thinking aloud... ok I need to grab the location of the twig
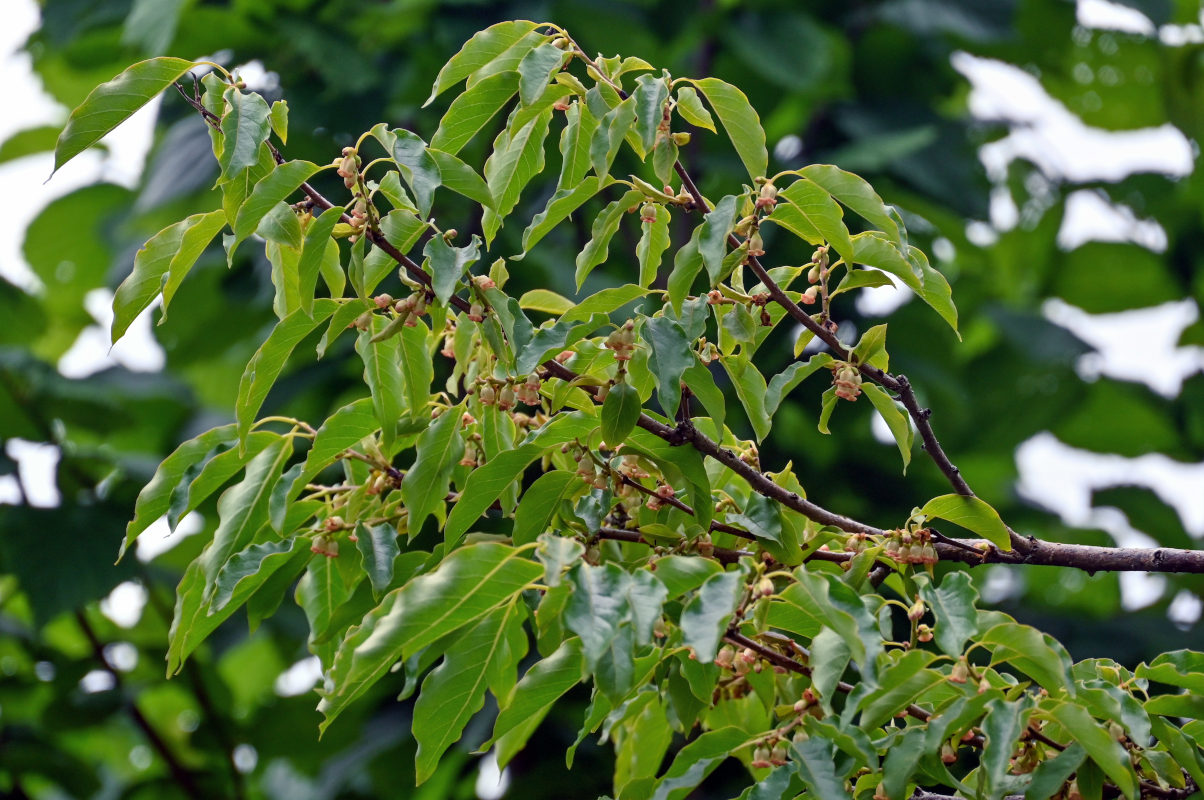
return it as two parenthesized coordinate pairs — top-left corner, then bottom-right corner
(595, 526), (749, 565)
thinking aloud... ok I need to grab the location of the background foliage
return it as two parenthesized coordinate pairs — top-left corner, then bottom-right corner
(2, 1), (1202, 797)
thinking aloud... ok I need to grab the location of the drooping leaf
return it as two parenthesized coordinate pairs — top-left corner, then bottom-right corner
(862, 384), (913, 473)
(356, 315), (406, 449)
(689, 77), (767, 181)
(764, 353), (834, 419)
(519, 175), (607, 257)
(400, 404), (464, 533)
(517, 42), (568, 106)
(424, 233), (481, 305)
(430, 71), (519, 155)
(698, 195), (738, 285)
(354, 523), (400, 599)
(679, 570), (743, 663)
(490, 637), (585, 768)
(426, 149), (494, 209)
(643, 315), (694, 420)
(558, 100), (599, 189)
(601, 381), (642, 449)
(590, 96), (637, 180)
(637, 204), (672, 287)
(228, 160), (322, 261)
(650, 727), (749, 800)
(800, 164), (901, 244)
(632, 74), (670, 153)
(425, 21), (542, 105)
(1044, 702), (1138, 800)
(566, 562), (632, 672)
(574, 189), (643, 289)
(775, 178), (855, 264)
(390, 129), (442, 218)
(482, 109), (554, 243)
(512, 471), (579, 546)
(54, 57), (197, 174)
(218, 87), (272, 180)
(296, 206), (344, 316)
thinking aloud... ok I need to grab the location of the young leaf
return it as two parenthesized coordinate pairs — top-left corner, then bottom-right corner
(689, 77), (768, 181)
(674, 86), (715, 132)
(319, 542), (542, 731)
(637, 204), (671, 287)
(424, 21), (540, 105)
(112, 210), (226, 343)
(561, 284), (649, 324)
(235, 300), (338, 442)
(574, 189), (642, 289)
(517, 43), (568, 106)
(764, 353), (834, 419)
(601, 381), (641, 449)
(519, 289), (574, 315)
(430, 71), (519, 156)
(219, 87), (272, 180)
(54, 57), (197, 174)
(400, 404), (465, 533)
(268, 99), (288, 144)
(862, 384), (913, 472)
(918, 494), (1011, 551)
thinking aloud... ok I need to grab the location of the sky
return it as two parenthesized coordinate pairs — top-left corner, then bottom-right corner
(0, 0), (1202, 624)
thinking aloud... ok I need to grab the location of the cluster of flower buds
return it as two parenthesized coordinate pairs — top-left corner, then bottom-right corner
(573, 450), (609, 490)
(883, 528), (939, 565)
(348, 195), (369, 238)
(336, 147), (359, 190)
(644, 483), (675, 511)
(605, 320), (637, 360)
(515, 373), (542, 405)
(389, 292), (428, 327)
(755, 180), (778, 212)
(715, 645), (761, 677)
(750, 740), (789, 769)
(843, 532), (875, 553)
(832, 362), (863, 401)
(808, 246), (830, 279)
(311, 534), (339, 558)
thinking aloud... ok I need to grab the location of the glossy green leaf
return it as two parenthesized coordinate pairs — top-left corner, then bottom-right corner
(776, 178), (854, 264)
(210, 538), (296, 614)
(561, 284), (649, 324)
(852, 232), (959, 335)
(356, 315), (406, 449)
(624, 427), (712, 531)
(1136, 650), (1204, 694)
(268, 99), (288, 143)
(424, 233), (481, 305)
(689, 77), (767, 180)
(401, 404), (464, 532)
(491, 637), (585, 768)
(426, 148), (494, 209)
(389, 129), (442, 218)
(574, 189), (642, 289)
(482, 110), (553, 243)
(633, 74), (670, 152)
(319, 542), (541, 731)
(667, 225), (704, 312)
(699, 195), (738, 284)
(296, 206), (343, 316)
(800, 164), (901, 244)
(674, 87), (714, 132)
(425, 21), (541, 105)
(858, 651), (942, 729)
(430, 71), (519, 156)
(722, 354), (772, 441)
(764, 353), (833, 419)
(228, 160), (321, 260)
(981, 696), (1034, 799)
(235, 300), (338, 442)
(355, 523), (399, 598)
(558, 100), (598, 189)
(112, 210), (226, 343)
(637, 204), (671, 287)
(785, 570), (881, 682)
(862, 384), (913, 472)
(517, 43), (567, 105)
(590, 97), (636, 179)
(414, 602), (524, 783)
(565, 562), (632, 669)
(444, 412), (599, 541)
(54, 57), (197, 174)
(650, 726), (747, 800)
(791, 737), (848, 800)
(1024, 743), (1086, 800)
(916, 572), (979, 657)
(980, 621), (1073, 694)
(535, 533), (585, 588)
(1045, 701), (1138, 799)
(601, 381), (642, 449)
(880, 726), (927, 800)
(681, 358), (725, 435)
(643, 315), (693, 420)
(519, 289), (574, 315)
(679, 570), (743, 663)
(654, 556), (722, 599)
(919, 494), (1011, 551)
(218, 87), (271, 180)
(519, 175), (607, 256)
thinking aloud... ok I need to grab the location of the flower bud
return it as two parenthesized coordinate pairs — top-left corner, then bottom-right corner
(671, 131), (691, 146)
(468, 302), (485, 322)
(801, 286), (819, 305)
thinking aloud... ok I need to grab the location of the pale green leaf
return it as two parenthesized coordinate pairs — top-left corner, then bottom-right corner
(690, 77), (767, 180)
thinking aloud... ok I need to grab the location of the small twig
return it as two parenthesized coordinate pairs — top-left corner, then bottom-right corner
(596, 526), (749, 565)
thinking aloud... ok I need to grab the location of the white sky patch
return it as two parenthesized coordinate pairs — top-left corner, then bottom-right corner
(101, 581), (149, 629)
(274, 656), (323, 697)
(475, 751), (511, 800)
(58, 288), (166, 379)
(1, 439), (60, 507)
(1043, 297), (1204, 397)
(1058, 189), (1167, 251)
(855, 269), (912, 317)
(1076, 0), (1157, 35)
(79, 669), (116, 693)
(136, 513), (205, 562)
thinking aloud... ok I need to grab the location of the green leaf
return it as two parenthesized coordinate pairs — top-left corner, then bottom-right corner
(519, 289), (573, 315)
(1025, 743), (1086, 800)
(881, 726), (927, 800)
(1137, 650), (1204, 694)
(981, 697), (1035, 799)
(765, 353), (834, 419)
(852, 233), (959, 336)
(850, 323), (888, 370)
(218, 87), (272, 181)
(320, 542), (541, 731)
(426, 149), (494, 209)
(400, 405), (464, 532)
(355, 523), (399, 599)
(561, 284), (650, 324)
(296, 206), (344, 316)
(444, 413), (599, 541)
(643, 315), (693, 420)
(727, 494), (782, 547)
(228, 160), (321, 261)
(356, 316), (406, 449)
(535, 533), (585, 588)
(482, 110), (553, 243)
(390, 129), (442, 218)
(980, 622), (1073, 694)
(916, 572), (979, 657)
(654, 556), (722, 599)
(399, 321), (434, 417)
(519, 175), (607, 257)
(294, 397), (377, 488)
(425, 21), (541, 105)
(799, 164), (901, 244)
(424, 233), (481, 305)
(625, 428), (712, 532)
(590, 97), (637, 180)
(790, 737), (848, 800)
(565, 562), (632, 667)
(1045, 702), (1138, 799)
(414, 602), (525, 783)
(517, 43), (568, 105)
(862, 384), (913, 473)
(122, 424), (238, 557)
(633, 74), (670, 152)
(210, 538), (296, 614)
(699, 195), (738, 284)
(54, 57), (197, 174)
(674, 87), (715, 132)
(268, 99), (288, 144)
(236, 300), (338, 442)
(430, 71), (519, 156)
(112, 210), (226, 343)
(679, 570), (743, 663)
(723, 354), (771, 441)
(857, 650), (942, 729)
(667, 226), (704, 312)
(490, 637), (585, 768)
(689, 77), (768, 181)
(776, 178), (855, 264)
(650, 727), (747, 800)
(601, 381), (642, 449)
(558, 100), (599, 189)
(681, 358), (725, 435)
(166, 432), (279, 531)
(808, 628), (850, 709)
(919, 494), (1011, 551)
(637, 205), (672, 287)
(830, 268), (896, 297)
(785, 570), (881, 682)
(574, 189), (643, 289)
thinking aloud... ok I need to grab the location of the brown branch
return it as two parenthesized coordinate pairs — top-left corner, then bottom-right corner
(596, 526), (749, 565)
(75, 612), (205, 799)
(935, 538), (1204, 574)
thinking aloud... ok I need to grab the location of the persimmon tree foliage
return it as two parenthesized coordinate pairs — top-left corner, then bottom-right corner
(53, 20), (1204, 800)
